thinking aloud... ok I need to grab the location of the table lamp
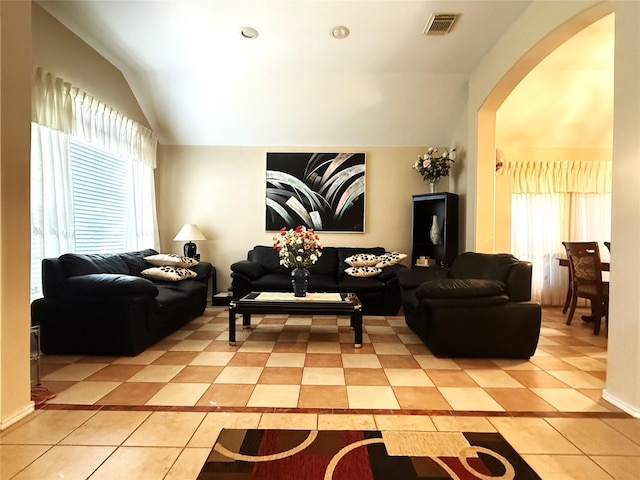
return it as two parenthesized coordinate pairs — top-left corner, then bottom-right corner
(173, 224), (206, 258)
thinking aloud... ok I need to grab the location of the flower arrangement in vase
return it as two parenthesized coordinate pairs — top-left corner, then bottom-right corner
(272, 226), (323, 297)
(413, 147), (456, 192)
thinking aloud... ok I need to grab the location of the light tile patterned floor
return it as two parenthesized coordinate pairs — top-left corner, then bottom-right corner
(37, 306), (617, 414)
(2, 409), (639, 479)
(2, 306), (639, 479)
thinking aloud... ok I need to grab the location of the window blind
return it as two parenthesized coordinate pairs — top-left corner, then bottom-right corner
(69, 139), (130, 253)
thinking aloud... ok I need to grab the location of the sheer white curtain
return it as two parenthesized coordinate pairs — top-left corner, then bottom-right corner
(127, 159), (160, 250)
(70, 89), (157, 167)
(31, 67), (160, 299)
(30, 124), (75, 299)
(511, 193), (568, 306)
(501, 160), (611, 306)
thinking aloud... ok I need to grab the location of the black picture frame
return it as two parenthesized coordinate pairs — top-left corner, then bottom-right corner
(266, 152), (366, 232)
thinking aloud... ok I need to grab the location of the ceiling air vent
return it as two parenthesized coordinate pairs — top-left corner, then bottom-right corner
(423, 13), (459, 36)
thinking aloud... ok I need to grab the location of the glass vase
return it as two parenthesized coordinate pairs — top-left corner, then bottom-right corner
(429, 179), (439, 193)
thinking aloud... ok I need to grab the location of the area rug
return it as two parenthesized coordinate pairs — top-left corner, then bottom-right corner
(196, 429), (541, 479)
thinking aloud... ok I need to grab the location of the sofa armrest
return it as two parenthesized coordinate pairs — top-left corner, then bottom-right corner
(64, 274), (159, 297)
(190, 261), (213, 282)
(230, 260), (266, 280)
(506, 261), (533, 302)
(41, 257), (66, 299)
(377, 263), (406, 281)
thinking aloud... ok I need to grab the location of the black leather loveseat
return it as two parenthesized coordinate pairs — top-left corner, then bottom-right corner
(230, 246), (406, 315)
(31, 249), (213, 356)
(397, 252), (541, 358)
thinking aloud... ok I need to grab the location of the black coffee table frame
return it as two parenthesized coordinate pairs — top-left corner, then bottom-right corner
(228, 292), (363, 348)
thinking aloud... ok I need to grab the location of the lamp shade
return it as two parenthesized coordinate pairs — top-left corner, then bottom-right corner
(173, 224), (206, 241)
(174, 224), (206, 258)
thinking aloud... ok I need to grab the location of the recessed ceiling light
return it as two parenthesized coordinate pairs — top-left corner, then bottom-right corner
(240, 27), (259, 39)
(331, 25), (350, 39)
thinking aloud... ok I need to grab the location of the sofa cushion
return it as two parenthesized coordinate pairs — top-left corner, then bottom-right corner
(119, 249), (158, 277)
(345, 253), (379, 267)
(308, 247), (337, 276)
(251, 273), (294, 292)
(345, 266), (381, 277)
(249, 246), (289, 274)
(423, 294), (510, 307)
(308, 273), (339, 291)
(145, 253), (199, 268)
(64, 274), (159, 297)
(59, 253), (129, 277)
(376, 252), (407, 268)
(450, 252), (518, 282)
(166, 278), (208, 298)
(338, 247), (386, 278)
(142, 266), (198, 282)
(230, 260), (266, 280)
(416, 278), (506, 299)
(154, 285), (190, 311)
(337, 276), (385, 293)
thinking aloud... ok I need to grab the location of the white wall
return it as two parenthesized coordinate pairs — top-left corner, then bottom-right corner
(466, 0), (640, 417)
(603, 0), (640, 418)
(156, 145), (450, 293)
(466, 0), (608, 252)
(32, 4), (150, 129)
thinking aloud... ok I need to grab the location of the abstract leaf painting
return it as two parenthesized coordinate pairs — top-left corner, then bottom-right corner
(266, 152), (365, 232)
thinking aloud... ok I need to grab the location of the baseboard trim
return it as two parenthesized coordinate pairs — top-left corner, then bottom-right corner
(1, 401), (35, 431)
(602, 388), (640, 418)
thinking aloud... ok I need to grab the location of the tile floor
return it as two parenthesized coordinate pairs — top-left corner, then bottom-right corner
(1, 306), (639, 479)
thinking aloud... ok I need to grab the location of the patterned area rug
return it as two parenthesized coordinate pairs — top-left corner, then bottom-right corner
(197, 429), (541, 479)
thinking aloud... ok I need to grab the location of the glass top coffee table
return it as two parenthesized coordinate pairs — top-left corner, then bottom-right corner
(228, 292), (363, 348)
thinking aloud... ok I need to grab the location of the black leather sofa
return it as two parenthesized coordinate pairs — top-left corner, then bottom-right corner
(397, 252), (541, 358)
(230, 246), (406, 315)
(31, 249), (213, 356)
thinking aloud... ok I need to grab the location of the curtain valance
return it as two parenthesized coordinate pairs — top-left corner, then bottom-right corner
(32, 67), (157, 168)
(498, 160), (612, 194)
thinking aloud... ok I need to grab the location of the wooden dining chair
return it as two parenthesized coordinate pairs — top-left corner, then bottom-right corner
(562, 241), (609, 335)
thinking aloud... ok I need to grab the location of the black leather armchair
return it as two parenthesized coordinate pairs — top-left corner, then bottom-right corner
(397, 252), (541, 358)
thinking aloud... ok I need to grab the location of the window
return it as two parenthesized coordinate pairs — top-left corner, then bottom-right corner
(69, 139), (130, 253)
(30, 69), (159, 301)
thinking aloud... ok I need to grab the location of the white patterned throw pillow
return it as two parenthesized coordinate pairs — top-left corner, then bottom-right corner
(345, 266), (382, 277)
(376, 252), (407, 268)
(142, 266), (197, 282)
(344, 253), (379, 267)
(145, 253), (199, 268)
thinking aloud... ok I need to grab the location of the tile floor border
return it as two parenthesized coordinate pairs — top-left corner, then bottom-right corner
(38, 403), (633, 419)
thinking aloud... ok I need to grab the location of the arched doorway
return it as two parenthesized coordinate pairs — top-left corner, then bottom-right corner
(474, 4), (614, 255)
(472, 2), (640, 418)
(495, 14), (614, 306)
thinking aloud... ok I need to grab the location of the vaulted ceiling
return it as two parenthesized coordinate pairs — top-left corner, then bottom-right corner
(38, 1), (612, 148)
(498, 13), (614, 150)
